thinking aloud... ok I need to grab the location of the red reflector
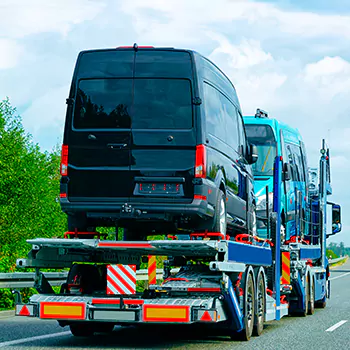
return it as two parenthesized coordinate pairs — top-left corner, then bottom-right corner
(194, 195), (207, 200)
(200, 311), (212, 322)
(280, 156), (283, 161)
(19, 305), (31, 316)
(60, 193), (67, 198)
(60, 145), (68, 176)
(195, 144), (206, 178)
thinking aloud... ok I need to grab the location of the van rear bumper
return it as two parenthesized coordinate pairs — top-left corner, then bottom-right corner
(60, 198), (215, 221)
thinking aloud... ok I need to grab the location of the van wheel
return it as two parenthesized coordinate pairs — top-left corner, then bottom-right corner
(211, 190), (227, 236)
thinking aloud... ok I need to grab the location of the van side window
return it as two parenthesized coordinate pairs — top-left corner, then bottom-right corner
(203, 82), (239, 152)
(285, 144), (298, 181)
(286, 143), (305, 182)
(203, 82), (226, 142)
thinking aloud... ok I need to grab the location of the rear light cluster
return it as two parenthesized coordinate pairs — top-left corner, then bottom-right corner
(195, 144), (206, 178)
(60, 145), (68, 176)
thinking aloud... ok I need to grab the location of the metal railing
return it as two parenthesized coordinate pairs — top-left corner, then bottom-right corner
(0, 268), (170, 289)
(328, 256), (348, 265)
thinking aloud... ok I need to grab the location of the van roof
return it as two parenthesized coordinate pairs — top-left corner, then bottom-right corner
(243, 116), (303, 143)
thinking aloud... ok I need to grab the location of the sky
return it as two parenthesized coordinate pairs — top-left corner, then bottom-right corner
(1, 0), (349, 245)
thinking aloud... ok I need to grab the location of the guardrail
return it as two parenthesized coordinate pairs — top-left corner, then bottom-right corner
(328, 256), (348, 265)
(0, 268), (170, 289)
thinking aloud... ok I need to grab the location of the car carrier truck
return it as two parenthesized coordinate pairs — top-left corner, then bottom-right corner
(14, 139), (341, 341)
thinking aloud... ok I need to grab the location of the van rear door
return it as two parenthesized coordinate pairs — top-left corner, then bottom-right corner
(66, 49), (197, 203)
(129, 50), (197, 203)
(67, 50), (134, 201)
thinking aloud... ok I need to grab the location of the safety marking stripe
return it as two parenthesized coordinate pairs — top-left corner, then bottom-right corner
(148, 256), (157, 285)
(108, 270), (131, 294)
(118, 264), (136, 284)
(107, 265), (136, 295)
(98, 242), (154, 248)
(109, 266), (135, 294)
(107, 278), (125, 295)
(281, 252), (291, 284)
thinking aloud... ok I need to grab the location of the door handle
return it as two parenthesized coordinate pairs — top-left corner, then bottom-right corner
(107, 143), (128, 149)
(88, 134), (97, 140)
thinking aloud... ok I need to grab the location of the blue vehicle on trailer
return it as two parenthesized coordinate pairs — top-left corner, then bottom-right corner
(243, 109), (310, 241)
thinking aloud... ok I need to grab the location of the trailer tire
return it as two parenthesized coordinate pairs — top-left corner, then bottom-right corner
(70, 323), (94, 337)
(302, 274), (310, 317)
(233, 269), (255, 341)
(308, 277), (315, 315)
(253, 269), (266, 336)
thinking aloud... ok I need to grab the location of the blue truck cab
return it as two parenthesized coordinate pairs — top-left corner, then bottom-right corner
(243, 109), (309, 240)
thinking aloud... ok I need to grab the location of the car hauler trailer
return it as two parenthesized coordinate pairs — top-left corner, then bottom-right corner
(14, 140), (341, 341)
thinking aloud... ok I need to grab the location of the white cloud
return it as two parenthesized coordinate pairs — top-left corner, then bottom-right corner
(304, 56), (350, 101)
(121, 0), (350, 42)
(0, 39), (23, 69)
(208, 34), (273, 69)
(0, 0), (106, 38)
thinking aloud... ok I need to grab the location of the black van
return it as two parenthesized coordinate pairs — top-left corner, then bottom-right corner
(60, 45), (257, 238)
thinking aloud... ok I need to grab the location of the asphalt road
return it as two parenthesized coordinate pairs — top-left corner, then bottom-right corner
(1, 261), (350, 350)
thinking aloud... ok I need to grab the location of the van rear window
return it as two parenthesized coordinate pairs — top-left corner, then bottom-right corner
(73, 78), (193, 129)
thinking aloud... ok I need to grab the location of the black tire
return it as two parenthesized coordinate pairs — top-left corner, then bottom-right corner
(302, 274), (309, 317)
(233, 270), (255, 341)
(67, 264), (104, 294)
(253, 271), (265, 336)
(70, 323), (94, 337)
(308, 277), (315, 315)
(211, 190), (227, 236)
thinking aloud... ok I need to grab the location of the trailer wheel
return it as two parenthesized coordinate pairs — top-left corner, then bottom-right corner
(302, 274), (310, 317)
(308, 277), (315, 315)
(253, 271), (265, 336)
(234, 270), (255, 341)
(70, 323), (94, 337)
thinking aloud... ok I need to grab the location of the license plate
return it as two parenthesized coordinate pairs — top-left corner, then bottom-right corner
(136, 183), (183, 196)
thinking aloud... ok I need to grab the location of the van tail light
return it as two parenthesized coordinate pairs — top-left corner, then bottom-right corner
(60, 145), (69, 176)
(195, 145), (206, 178)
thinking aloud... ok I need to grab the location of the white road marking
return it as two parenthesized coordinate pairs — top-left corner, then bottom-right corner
(325, 320), (348, 332)
(330, 272), (350, 281)
(0, 331), (71, 348)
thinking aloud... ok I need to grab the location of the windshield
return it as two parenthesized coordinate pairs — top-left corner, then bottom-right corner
(245, 124), (277, 176)
(73, 78), (193, 129)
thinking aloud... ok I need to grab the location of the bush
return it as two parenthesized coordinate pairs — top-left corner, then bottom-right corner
(0, 98), (67, 308)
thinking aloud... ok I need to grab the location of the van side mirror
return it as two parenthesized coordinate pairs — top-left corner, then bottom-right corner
(332, 203), (342, 234)
(282, 163), (292, 181)
(247, 144), (258, 164)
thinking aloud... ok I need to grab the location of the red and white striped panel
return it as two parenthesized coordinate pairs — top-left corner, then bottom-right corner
(107, 264), (136, 295)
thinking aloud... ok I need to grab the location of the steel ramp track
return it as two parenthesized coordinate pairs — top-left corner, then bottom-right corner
(26, 238), (220, 257)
